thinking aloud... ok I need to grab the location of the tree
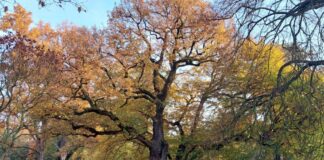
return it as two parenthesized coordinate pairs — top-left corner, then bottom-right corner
(43, 0), (232, 159)
(215, 0), (324, 81)
(0, 5), (65, 159)
(213, 0), (324, 159)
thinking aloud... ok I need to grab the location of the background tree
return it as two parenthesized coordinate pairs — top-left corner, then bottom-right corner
(213, 0), (324, 159)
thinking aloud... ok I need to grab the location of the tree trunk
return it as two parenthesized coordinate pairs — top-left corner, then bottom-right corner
(57, 136), (68, 160)
(150, 104), (169, 160)
(190, 95), (207, 135)
(175, 95), (207, 160)
(274, 154), (281, 160)
(36, 120), (47, 160)
(36, 137), (45, 160)
(175, 143), (186, 160)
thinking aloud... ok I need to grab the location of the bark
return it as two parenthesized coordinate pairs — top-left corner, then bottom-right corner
(150, 103), (169, 160)
(35, 120), (47, 160)
(175, 144), (186, 160)
(35, 137), (45, 160)
(274, 154), (281, 160)
(57, 136), (68, 160)
(190, 95), (208, 135)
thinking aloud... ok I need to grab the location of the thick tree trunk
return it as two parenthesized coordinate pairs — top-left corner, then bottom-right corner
(150, 104), (169, 160)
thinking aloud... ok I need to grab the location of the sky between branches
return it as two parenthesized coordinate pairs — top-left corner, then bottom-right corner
(15, 0), (120, 28)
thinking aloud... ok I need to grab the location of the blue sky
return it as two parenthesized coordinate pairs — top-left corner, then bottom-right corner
(15, 0), (120, 28)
